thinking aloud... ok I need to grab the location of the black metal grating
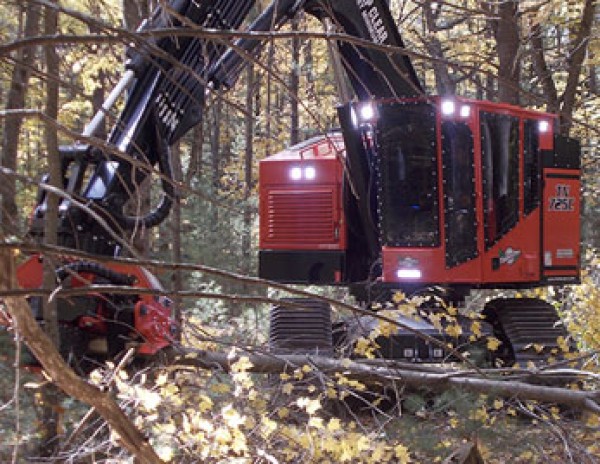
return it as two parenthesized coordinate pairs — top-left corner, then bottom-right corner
(269, 298), (333, 356)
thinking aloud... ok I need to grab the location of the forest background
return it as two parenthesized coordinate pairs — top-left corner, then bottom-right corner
(0, 0), (599, 462)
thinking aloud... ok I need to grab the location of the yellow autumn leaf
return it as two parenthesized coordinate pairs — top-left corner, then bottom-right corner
(231, 356), (253, 373)
(519, 450), (534, 460)
(215, 426), (232, 444)
(261, 416), (277, 437)
(392, 291), (406, 304)
(301, 364), (312, 373)
(297, 397), (322, 414)
(306, 399), (322, 415)
(282, 383), (294, 395)
(487, 337), (502, 351)
(253, 398), (267, 411)
(156, 445), (173, 462)
(533, 343), (545, 353)
(162, 421), (177, 435)
(356, 435), (370, 452)
(470, 407), (488, 422)
(445, 323), (462, 338)
(196, 418), (214, 433)
(326, 387), (338, 399)
(372, 443), (387, 461)
(231, 430), (247, 454)
(394, 444), (412, 463)
(137, 388), (161, 411)
(155, 372), (168, 386)
(378, 319), (397, 338)
(557, 336), (570, 353)
(308, 416), (324, 429)
(354, 336), (379, 358)
(211, 382), (231, 394)
(429, 313), (443, 331)
(198, 394), (213, 413)
(222, 404), (245, 428)
(470, 320), (482, 338)
(327, 417), (341, 432)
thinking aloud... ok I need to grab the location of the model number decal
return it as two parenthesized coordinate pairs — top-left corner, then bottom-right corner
(357, 0), (389, 44)
(549, 184), (575, 212)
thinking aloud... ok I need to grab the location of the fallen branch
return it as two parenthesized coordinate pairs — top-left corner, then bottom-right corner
(171, 348), (600, 414)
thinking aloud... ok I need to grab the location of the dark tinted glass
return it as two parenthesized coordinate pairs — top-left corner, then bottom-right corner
(480, 112), (520, 248)
(377, 103), (439, 247)
(442, 122), (478, 267)
(523, 119), (540, 215)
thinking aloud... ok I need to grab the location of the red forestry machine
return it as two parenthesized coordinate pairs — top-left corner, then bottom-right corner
(13, 0), (580, 370)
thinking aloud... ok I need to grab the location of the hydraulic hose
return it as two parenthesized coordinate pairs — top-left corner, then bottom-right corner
(56, 261), (137, 286)
(113, 123), (176, 230)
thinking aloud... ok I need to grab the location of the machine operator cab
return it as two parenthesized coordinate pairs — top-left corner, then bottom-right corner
(258, 97), (581, 296)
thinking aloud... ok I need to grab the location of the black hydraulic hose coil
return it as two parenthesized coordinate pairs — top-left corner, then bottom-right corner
(113, 123), (176, 230)
(56, 261), (136, 286)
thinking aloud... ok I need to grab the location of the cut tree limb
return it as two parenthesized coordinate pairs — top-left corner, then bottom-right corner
(172, 348), (600, 414)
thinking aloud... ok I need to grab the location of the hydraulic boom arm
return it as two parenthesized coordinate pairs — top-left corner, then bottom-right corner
(30, 0), (422, 256)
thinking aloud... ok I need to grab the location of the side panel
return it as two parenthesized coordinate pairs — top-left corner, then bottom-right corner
(481, 211), (541, 283)
(542, 169), (581, 283)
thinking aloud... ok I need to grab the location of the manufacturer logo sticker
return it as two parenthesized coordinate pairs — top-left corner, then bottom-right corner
(499, 247), (521, 266)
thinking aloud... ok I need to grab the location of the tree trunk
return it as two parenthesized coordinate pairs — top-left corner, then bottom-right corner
(290, 16), (300, 145)
(42, 0), (60, 352)
(424, 1), (456, 95)
(170, 143), (183, 326)
(122, 0), (154, 257)
(242, 64), (255, 277)
(39, 1), (62, 456)
(590, 65), (598, 96)
(0, 3), (40, 232)
(491, 0), (521, 104)
(265, 39), (275, 157)
(210, 92), (223, 226)
(558, 0), (595, 135)
(122, 0), (152, 30)
(185, 124), (203, 184)
(530, 23), (559, 114)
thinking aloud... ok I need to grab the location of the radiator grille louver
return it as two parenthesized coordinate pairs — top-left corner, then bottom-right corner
(266, 189), (336, 244)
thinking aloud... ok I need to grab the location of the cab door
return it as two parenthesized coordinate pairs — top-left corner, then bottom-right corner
(440, 120), (480, 281)
(479, 112), (541, 283)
